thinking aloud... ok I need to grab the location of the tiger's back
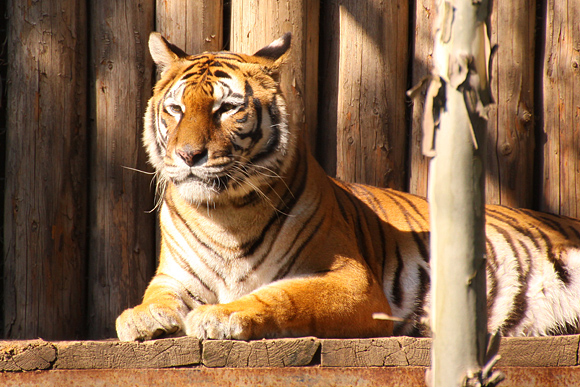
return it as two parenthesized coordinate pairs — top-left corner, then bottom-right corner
(115, 32), (580, 341)
(337, 181), (580, 336)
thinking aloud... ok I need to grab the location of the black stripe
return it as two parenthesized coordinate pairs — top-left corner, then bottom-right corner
(501, 239), (531, 334)
(535, 227), (570, 284)
(273, 215), (325, 281)
(570, 225), (580, 240)
(396, 265), (431, 337)
(355, 185), (429, 263)
(165, 196), (230, 279)
(485, 238), (499, 313)
(237, 99), (263, 147)
(215, 53), (245, 61)
(180, 70), (203, 81)
(391, 244), (404, 308)
(162, 234), (216, 296)
(485, 208), (542, 252)
(212, 69), (231, 79)
(235, 177), (309, 282)
(191, 54), (211, 62)
(222, 61), (241, 70)
(156, 273), (208, 307)
(232, 149), (309, 283)
(182, 63), (199, 73)
(488, 223), (530, 335)
(241, 152), (309, 256)
(249, 98), (284, 163)
(489, 205), (570, 285)
(380, 187), (428, 232)
(332, 185), (374, 271)
(331, 185), (350, 220)
(515, 208), (570, 238)
(488, 223), (520, 259)
(244, 80), (253, 96)
(155, 101), (167, 154)
(386, 189), (428, 223)
(236, 113), (249, 123)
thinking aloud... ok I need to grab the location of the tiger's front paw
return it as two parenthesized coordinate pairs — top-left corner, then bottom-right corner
(184, 304), (263, 340)
(116, 304), (185, 342)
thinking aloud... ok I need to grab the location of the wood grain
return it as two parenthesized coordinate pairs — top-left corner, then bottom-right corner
(409, 0), (436, 198)
(202, 337), (319, 368)
(486, 0), (536, 207)
(156, 0), (223, 54)
(2, 336), (578, 370)
(319, 0), (409, 189)
(230, 0), (320, 153)
(540, 0), (580, 217)
(54, 336), (201, 369)
(3, 0), (88, 339)
(88, 0), (156, 339)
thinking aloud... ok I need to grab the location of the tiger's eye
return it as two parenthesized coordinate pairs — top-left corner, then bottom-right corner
(219, 103), (236, 114)
(166, 104), (182, 115)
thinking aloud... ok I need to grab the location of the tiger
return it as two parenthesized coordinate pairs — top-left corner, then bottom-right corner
(115, 32), (580, 341)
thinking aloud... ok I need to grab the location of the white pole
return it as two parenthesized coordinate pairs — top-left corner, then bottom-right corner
(423, 0), (502, 386)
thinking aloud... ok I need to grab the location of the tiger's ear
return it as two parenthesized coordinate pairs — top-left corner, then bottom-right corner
(252, 32), (291, 70)
(149, 32), (188, 73)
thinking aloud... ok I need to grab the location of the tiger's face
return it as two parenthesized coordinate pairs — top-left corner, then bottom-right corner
(144, 33), (293, 204)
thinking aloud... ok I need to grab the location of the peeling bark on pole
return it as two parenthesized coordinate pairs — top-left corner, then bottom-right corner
(424, 0), (500, 386)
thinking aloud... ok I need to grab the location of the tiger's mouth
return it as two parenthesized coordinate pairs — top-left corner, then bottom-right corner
(164, 154), (284, 203)
(172, 172), (231, 193)
(166, 162), (233, 193)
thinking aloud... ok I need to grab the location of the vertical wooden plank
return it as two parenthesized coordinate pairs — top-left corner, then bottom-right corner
(156, 0), (223, 54)
(230, 0), (320, 153)
(0, 0), (8, 336)
(319, 0), (409, 189)
(318, 1), (340, 176)
(541, 0), (580, 217)
(486, 0), (536, 207)
(89, 0), (156, 339)
(411, 0), (536, 206)
(4, 0), (88, 339)
(409, 0), (435, 197)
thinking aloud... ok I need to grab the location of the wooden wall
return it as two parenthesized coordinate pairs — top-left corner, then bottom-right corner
(1, 0), (578, 340)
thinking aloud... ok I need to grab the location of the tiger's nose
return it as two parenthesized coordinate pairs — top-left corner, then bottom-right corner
(176, 148), (208, 167)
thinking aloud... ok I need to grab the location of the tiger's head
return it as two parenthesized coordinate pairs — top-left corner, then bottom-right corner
(144, 32), (293, 205)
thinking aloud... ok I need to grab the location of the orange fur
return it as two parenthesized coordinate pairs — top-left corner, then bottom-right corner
(116, 33), (580, 341)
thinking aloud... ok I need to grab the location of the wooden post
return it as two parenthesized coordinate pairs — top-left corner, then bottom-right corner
(4, 0), (88, 339)
(318, 0), (409, 189)
(410, 0), (536, 207)
(155, 0), (223, 54)
(230, 0), (319, 154)
(88, 0), (156, 339)
(409, 0), (436, 198)
(540, 0), (580, 217)
(426, 0), (497, 385)
(486, 0), (536, 208)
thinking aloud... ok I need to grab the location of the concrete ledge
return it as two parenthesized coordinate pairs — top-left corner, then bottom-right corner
(0, 335), (578, 371)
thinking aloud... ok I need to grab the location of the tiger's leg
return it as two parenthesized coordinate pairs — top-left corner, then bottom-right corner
(116, 274), (193, 341)
(184, 260), (393, 340)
